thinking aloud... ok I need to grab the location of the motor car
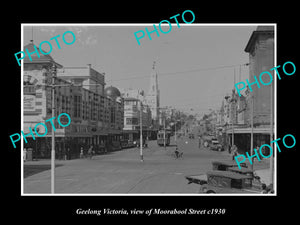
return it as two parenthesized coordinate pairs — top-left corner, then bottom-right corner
(185, 170), (266, 194)
(120, 140), (136, 149)
(211, 160), (247, 171)
(210, 138), (223, 151)
(189, 133), (195, 139)
(133, 139), (148, 148)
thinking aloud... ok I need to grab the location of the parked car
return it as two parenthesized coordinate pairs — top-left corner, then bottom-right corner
(120, 140), (136, 149)
(133, 139), (148, 148)
(189, 133), (195, 139)
(186, 170), (266, 194)
(210, 138), (223, 151)
(185, 160), (269, 194)
(211, 160), (247, 171)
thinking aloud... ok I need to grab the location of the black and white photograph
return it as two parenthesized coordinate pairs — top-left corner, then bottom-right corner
(4, 4), (299, 220)
(20, 24), (277, 195)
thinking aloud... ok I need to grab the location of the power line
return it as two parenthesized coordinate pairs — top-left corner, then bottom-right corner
(106, 63), (247, 82)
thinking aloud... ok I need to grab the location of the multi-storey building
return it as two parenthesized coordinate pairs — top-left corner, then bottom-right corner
(22, 42), (124, 158)
(123, 96), (152, 140)
(222, 26), (274, 154)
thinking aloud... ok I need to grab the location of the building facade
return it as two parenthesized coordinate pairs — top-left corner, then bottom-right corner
(227, 26), (274, 154)
(244, 26), (274, 127)
(123, 98), (151, 131)
(218, 26), (274, 154)
(23, 42), (124, 158)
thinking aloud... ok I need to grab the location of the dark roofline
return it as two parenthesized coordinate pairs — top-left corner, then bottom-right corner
(244, 30), (274, 53)
(24, 59), (63, 68)
(23, 43), (63, 68)
(123, 97), (139, 101)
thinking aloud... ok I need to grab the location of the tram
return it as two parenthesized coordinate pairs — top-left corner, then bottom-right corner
(157, 130), (171, 146)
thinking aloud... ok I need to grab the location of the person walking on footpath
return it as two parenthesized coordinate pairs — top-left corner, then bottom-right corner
(231, 145), (238, 160)
(67, 147), (71, 160)
(62, 147), (67, 160)
(23, 148), (27, 162)
(80, 147), (84, 159)
(174, 146), (179, 159)
(88, 145), (93, 159)
(255, 144), (263, 163)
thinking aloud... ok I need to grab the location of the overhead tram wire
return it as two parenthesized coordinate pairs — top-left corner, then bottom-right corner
(106, 63), (247, 83)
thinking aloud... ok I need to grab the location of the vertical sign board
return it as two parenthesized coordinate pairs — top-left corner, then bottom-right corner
(24, 95), (36, 112)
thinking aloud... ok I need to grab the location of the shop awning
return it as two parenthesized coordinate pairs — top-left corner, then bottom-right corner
(226, 126), (274, 134)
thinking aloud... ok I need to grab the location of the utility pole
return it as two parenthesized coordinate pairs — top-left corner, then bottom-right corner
(232, 68), (236, 147)
(51, 64), (56, 194)
(139, 101), (143, 162)
(174, 120), (177, 146)
(250, 92), (254, 171)
(270, 73), (274, 186)
(232, 103), (234, 147)
(163, 111), (166, 150)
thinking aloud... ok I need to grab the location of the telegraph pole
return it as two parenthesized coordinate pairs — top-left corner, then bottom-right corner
(174, 120), (177, 146)
(270, 73), (274, 186)
(51, 64), (56, 194)
(164, 114), (166, 150)
(250, 92), (254, 171)
(139, 101), (143, 162)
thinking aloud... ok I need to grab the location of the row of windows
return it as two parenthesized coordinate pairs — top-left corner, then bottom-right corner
(126, 118), (138, 125)
(24, 79), (123, 126)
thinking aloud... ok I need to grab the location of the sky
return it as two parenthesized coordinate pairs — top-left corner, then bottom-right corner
(23, 24), (256, 117)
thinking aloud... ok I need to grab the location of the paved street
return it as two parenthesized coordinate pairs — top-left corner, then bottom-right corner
(23, 136), (269, 194)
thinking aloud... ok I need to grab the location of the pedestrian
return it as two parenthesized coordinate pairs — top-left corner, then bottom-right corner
(88, 145), (93, 159)
(228, 142), (232, 154)
(145, 136), (149, 148)
(80, 147), (84, 159)
(62, 148), (67, 160)
(23, 148), (27, 162)
(67, 148), (71, 160)
(203, 140), (208, 148)
(198, 136), (201, 149)
(174, 146), (179, 159)
(59, 148), (62, 160)
(104, 141), (108, 154)
(231, 145), (238, 160)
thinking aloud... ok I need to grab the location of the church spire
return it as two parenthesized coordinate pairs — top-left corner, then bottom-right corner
(146, 61), (160, 126)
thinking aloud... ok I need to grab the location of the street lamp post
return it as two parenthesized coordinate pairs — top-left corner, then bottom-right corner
(139, 101), (143, 162)
(250, 92), (254, 171)
(163, 114), (166, 150)
(270, 74), (274, 186)
(174, 120), (177, 146)
(232, 103), (234, 147)
(51, 64), (56, 194)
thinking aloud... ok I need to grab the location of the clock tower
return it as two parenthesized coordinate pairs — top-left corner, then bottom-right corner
(146, 61), (160, 128)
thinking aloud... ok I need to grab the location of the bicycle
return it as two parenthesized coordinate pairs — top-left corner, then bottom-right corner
(172, 150), (183, 159)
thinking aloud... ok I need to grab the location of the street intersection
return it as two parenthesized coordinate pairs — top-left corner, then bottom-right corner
(23, 136), (269, 194)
